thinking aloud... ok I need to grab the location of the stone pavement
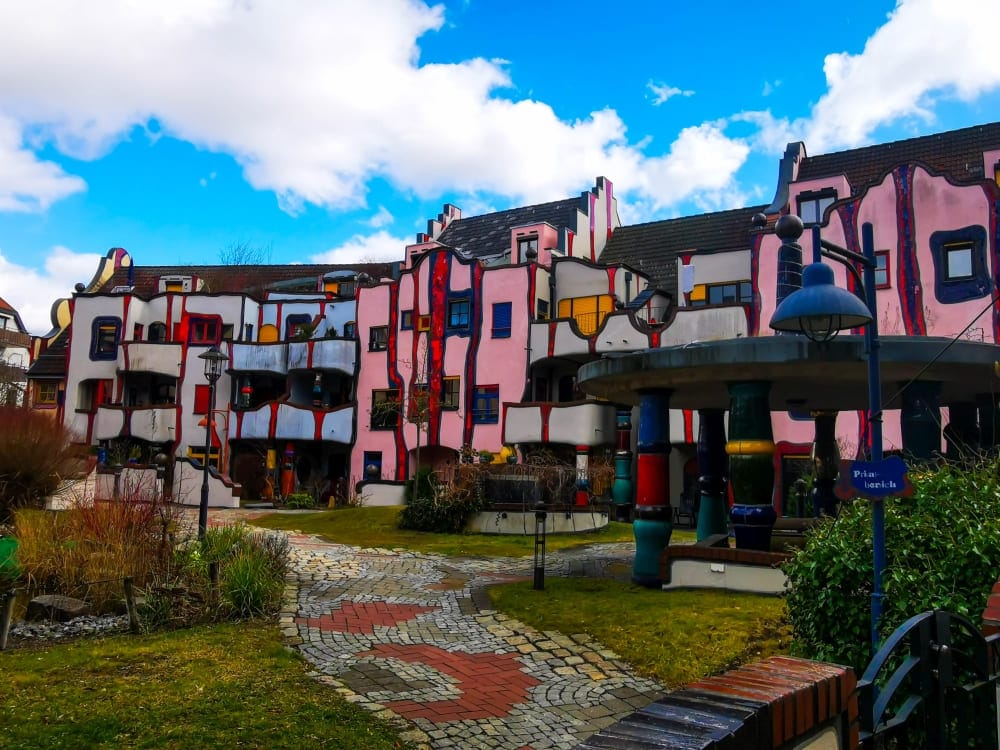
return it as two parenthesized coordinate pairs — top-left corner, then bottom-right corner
(250, 519), (666, 750)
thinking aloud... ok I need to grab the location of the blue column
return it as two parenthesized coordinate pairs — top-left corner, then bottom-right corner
(632, 390), (672, 587)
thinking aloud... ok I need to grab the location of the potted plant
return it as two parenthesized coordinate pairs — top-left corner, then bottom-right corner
(478, 449), (494, 464)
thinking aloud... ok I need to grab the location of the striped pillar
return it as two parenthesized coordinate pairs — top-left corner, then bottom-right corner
(696, 408), (728, 541)
(900, 381), (941, 462)
(574, 445), (590, 506)
(611, 408), (633, 522)
(727, 381), (776, 551)
(811, 411), (840, 517)
(632, 390), (672, 587)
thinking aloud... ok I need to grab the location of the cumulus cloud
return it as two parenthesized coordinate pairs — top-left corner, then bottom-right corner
(311, 230), (409, 265)
(0, 116), (86, 211)
(367, 205), (394, 229)
(0, 246), (102, 334)
(646, 82), (694, 106)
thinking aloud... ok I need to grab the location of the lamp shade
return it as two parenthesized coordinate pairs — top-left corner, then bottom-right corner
(198, 345), (227, 382)
(769, 262), (873, 342)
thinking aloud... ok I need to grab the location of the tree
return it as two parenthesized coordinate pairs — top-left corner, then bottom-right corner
(218, 240), (273, 265)
(0, 406), (84, 523)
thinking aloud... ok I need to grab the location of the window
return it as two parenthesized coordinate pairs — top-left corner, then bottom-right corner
(337, 281), (356, 298)
(797, 190), (837, 226)
(148, 322), (167, 342)
(492, 302), (512, 338)
(690, 281), (753, 307)
(285, 314), (312, 340)
(532, 377), (549, 402)
(222, 324), (235, 341)
(193, 384), (210, 415)
(441, 376), (460, 410)
(90, 317), (121, 360)
(874, 251), (890, 289)
(517, 236), (538, 257)
(944, 244), (974, 280)
(36, 381), (58, 406)
(472, 385), (499, 424)
(556, 295), (613, 335)
(369, 326), (389, 351)
(417, 315), (431, 332)
(447, 298), (471, 330)
(78, 379), (113, 412)
(371, 388), (400, 429)
(400, 310), (414, 330)
(362, 451), (383, 478)
(188, 316), (221, 345)
(132, 323), (144, 341)
(186, 445), (219, 469)
(344, 321), (356, 339)
(536, 299), (550, 321)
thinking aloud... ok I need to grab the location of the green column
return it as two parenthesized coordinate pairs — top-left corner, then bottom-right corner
(696, 408), (728, 540)
(727, 381), (776, 551)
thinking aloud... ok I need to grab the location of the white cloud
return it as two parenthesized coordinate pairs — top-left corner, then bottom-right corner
(761, 80), (780, 97)
(0, 116), (86, 211)
(367, 205), (394, 229)
(646, 81), (695, 106)
(311, 230), (408, 265)
(0, 246), (102, 334)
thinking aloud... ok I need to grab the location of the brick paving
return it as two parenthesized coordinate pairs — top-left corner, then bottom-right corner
(207, 510), (665, 749)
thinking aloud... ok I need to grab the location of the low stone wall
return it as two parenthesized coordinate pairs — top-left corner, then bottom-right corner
(661, 544), (791, 595)
(465, 505), (609, 535)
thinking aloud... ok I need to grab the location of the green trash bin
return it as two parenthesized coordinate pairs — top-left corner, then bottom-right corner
(0, 537), (18, 579)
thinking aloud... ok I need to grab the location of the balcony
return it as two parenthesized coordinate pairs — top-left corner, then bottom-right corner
(118, 343), (183, 377)
(129, 406), (177, 443)
(287, 338), (355, 375)
(231, 402), (354, 444)
(229, 342), (287, 375)
(503, 400), (617, 447)
(92, 406), (127, 441)
(0, 328), (30, 348)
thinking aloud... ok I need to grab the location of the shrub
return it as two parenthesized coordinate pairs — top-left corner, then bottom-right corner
(783, 456), (1000, 672)
(283, 492), (315, 510)
(221, 548), (285, 617)
(0, 407), (84, 523)
(399, 470), (485, 533)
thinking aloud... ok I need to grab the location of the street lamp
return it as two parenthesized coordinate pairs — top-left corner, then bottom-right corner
(533, 499), (548, 591)
(770, 222), (886, 651)
(197, 345), (227, 540)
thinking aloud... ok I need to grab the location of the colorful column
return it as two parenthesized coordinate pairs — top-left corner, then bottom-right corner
(726, 381), (776, 551)
(775, 214), (804, 310)
(574, 445), (590, 506)
(944, 402), (978, 460)
(695, 408), (728, 540)
(811, 411), (840, 517)
(632, 390), (672, 587)
(900, 381), (942, 462)
(611, 407), (633, 522)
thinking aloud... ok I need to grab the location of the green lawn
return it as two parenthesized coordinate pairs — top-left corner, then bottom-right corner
(0, 621), (412, 750)
(489, 578), (790, 688)
(251, 505), (696, 556)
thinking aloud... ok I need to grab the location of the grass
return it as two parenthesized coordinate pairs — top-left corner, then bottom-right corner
(0, 621), (412, 750)
(488, 577), (790, 688)
(252, 505), (696, 557)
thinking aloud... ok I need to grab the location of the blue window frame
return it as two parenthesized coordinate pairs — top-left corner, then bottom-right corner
(400, 310), (413, 330)
(285, 314), (312, 340)
(491, 302), (512, 338)
(90, 317), (121, 360)
(472, 385), (499, 424)
(447, 298), (471, 331)
(929, 225), (989, 304)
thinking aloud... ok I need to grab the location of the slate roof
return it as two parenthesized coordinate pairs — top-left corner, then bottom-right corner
(797, 121), (1000, 191)
(94, 262), (400, 298)
(436, 198), (581, 258)
(600, 205), (765, 293)
(27, 329), (68, 379)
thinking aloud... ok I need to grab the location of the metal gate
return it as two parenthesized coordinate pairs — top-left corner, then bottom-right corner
(858, 610), (1000, 749)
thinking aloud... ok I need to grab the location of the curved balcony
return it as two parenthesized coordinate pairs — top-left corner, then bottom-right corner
(117, 343), (183, 377)
(231, 402), (354, 444)
(229, 343), (288, 375)
(287, 338), (355, 375)
(92, 406), (126, 441)
(503, 400), (617, 447)
(129, 406), (177, 443)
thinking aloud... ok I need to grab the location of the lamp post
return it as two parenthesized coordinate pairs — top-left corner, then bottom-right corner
(197, 345), (227, 541)
(533, 499), (548, 590)
(154, 452), (169, 500)
(770, 222), (885, 651)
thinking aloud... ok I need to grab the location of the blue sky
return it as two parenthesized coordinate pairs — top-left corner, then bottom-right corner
(1, 0), (998, 333)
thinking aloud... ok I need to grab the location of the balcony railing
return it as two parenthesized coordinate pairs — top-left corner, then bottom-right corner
(118, 343), (183, 376)
(230, 343), (288, 374)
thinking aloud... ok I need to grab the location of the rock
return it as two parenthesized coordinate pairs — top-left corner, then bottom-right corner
(26, 594), (92, 622)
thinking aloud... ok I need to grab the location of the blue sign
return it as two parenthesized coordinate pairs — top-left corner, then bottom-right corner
(835, 456), (912, 500)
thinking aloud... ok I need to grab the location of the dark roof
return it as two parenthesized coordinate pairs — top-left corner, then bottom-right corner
(797, 121), (1000, 191)
(437, 198), (581, 258)
(94, 262), (400, 298)
(600, 205), (764, 292)
(27, 329), (68, 379)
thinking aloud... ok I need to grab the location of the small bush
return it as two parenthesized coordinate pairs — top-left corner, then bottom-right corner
(399, 471), (485, 533)
(221, 548), (285, 617)
(784, 455), (1000, 672)
(284, 492), (315, 510)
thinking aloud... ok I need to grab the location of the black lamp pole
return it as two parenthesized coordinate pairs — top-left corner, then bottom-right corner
(533, 500), (548, 590)
(198, 345), (227, 540)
